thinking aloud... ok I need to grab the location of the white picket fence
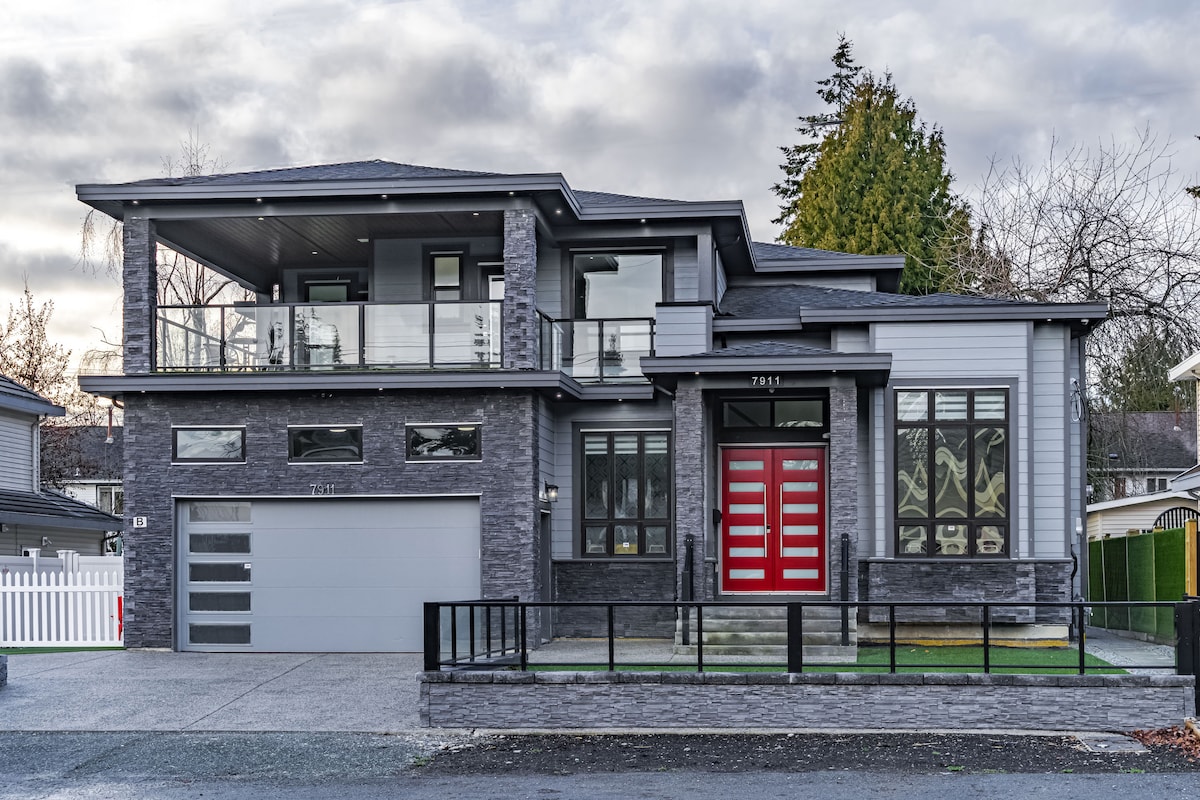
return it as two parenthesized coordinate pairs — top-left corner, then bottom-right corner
(0, 557), (124, 647)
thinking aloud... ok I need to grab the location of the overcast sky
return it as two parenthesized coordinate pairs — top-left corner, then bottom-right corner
(2, 0), (1198, 368)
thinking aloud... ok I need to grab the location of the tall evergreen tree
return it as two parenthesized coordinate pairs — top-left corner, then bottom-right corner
(773, 40), (964, 294)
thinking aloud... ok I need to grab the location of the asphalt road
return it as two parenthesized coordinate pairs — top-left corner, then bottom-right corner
(3, 731), (1200, 800)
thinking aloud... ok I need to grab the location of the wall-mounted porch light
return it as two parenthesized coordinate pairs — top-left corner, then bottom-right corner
(544, 482), (559, 503)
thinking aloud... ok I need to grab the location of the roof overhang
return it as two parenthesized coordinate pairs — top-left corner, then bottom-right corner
(798, 302), (1108, 332)
(1171, 463), (1200, 493)
(641, 351), (892, 387)
(1169, 351), (1200, 382)
(752, 254), (905, 292)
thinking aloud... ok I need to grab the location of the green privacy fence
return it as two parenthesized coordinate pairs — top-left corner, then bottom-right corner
(1088, 527), (1190, 641)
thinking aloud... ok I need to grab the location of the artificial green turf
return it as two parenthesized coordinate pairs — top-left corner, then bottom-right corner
(525, 644), (1124, 674)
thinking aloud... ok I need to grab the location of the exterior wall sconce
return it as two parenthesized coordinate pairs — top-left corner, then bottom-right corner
(544, 482), (559, 503)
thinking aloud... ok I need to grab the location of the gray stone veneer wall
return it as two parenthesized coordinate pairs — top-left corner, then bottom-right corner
(672, 382), (708, 598)
(502, 209), (537, 370)
(827, 382), (858, 602)
(121, 216), (156, 375)
(0, 654), (6, 688)
(863, 559), (1074, 623)
(121, 388), (539, 648)
(420, 671), (1194, 731)
(552, 561), (676, 637)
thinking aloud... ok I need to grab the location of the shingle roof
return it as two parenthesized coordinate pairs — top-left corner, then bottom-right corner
(0, 488), (121, 530)
(750, 242), (871, 262)
(691, 341), (842, 358)
(1091, 411), (1197, 471)
(0, 374), (61, 415)
(574, 189), (686, 206)
(719, 284), (1020, 318)
(117, 160), (500, 188)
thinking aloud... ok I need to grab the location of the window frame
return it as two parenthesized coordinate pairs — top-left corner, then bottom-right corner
(892, 387), (1011, 559)
(405, 422), (482, 462)
(577, 427), (673, 559)
(428, 249), (465, 302)
(286, 425), (364, 464)
(172, 427), (247, 464)
(566, 246), (673, 320)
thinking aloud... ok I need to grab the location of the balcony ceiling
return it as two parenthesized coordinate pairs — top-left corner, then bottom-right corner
(155, 210), (503, 291)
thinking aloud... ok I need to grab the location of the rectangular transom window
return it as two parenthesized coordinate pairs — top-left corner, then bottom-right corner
(288, 426), (363, 463)
(581, 430), (671, 557)
(894, 388), (1009, 558)
(406, 424), (481, 461)
(173, 428), (246, 463)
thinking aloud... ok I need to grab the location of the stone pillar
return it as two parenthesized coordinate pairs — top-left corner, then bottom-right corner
(502, 209), (537, 370)
(122, 215), (157, 375)
(828, 381), (859, 602)
(673, 382), (710, 599)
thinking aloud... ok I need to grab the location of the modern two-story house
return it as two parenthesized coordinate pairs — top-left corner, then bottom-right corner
(76, 161), (1106, 652)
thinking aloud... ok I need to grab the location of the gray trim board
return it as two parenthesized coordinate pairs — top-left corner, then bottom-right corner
(800, 304), (1107, 328)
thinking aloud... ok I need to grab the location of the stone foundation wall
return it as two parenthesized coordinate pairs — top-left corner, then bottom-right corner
(552, 561), (676, 637)
(420, 670), (1193, 731)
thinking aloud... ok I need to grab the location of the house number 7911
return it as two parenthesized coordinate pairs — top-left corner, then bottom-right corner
(310, 483), (336, 495)
(751, 375), (781, 386)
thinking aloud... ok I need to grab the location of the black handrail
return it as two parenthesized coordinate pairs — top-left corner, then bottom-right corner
(423, 598), (1194, 682)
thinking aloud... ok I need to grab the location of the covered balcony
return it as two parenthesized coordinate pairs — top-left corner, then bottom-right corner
(156, 301), (503, 371)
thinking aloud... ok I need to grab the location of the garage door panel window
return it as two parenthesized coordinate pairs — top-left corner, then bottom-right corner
(173, 428), (246, 463)
(189, 624), (251, 645)
(580, 430), (671, 558)
(189, 562), (252, 582)
(406, 423), (481, 461)
(187, 501), (251, 523)
(189, 533), (250, 554)
(288, 426), (363, 463)
(894, 388), (1009, 558)
(189, 592), (251, 612)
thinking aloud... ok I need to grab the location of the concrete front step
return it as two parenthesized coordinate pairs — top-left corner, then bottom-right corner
(677, 618), (849, 634)
(672, 644), (858, 663)
(679, 631), (850, 647)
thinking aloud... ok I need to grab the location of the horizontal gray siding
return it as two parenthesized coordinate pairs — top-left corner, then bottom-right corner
(549, 400), (675, 559)
(371, 236), (503, 302)
(832, 326), (870, 353)
(0, 410), (35, 492)
(536, 243), (562, 318)
(1032, 324), (1068, 558)
(672, 238), (699, 302)
(873, 321), (1030, 557)
(653, 305), (711, 357)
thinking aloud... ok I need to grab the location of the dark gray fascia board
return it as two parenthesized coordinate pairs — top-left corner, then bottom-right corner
(641, 351), (892, 375)
(754, 254), (905, 271)
(712, 318), (804, 333)
(0, 395), (65, 417)
(570, 382), (656, 401)
(78, 370), (585, 398)
(0, 511), (121, 531)
(798, 302), (1108, 326)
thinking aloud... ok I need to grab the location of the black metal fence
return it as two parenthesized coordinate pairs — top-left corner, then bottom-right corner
(424, 598), (1200, 682)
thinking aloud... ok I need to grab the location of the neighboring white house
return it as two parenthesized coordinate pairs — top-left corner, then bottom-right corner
(0, 375), (122, 556)
(54, 425), (124, 552)
(1086, 491), (1198, 540)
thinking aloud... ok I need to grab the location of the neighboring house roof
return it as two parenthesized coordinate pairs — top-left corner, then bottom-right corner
(1087, 490), (1196, 514)
(1091, 411), (1197, 472)
(0, 374), (64, 417)
(47, 426), (124, 482)
(0, 488), (121, 531)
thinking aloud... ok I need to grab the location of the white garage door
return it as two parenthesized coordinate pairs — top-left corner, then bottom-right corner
(178, 497), (481, 652)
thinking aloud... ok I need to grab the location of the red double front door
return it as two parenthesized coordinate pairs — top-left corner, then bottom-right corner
(721, 447), (827, 594)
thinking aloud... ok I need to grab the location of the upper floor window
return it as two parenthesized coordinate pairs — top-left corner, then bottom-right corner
(287, 426), (364, 463)
(173, 427), (246, 464)
(572, 252), (663, 319)
(431, 253), (463, 301)
(894, 388), (1009, 558)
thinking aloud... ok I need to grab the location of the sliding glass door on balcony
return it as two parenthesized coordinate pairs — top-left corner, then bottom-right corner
(156, 301), (502, 372)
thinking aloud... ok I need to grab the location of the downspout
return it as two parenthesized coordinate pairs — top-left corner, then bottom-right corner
(1075, 334), (1089, 604)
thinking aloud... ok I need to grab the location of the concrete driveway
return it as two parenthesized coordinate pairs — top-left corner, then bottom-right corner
(0, 651), (424, 732)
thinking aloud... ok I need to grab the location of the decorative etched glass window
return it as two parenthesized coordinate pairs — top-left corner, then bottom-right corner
(173, 428), (246, 463)
(287, 426), (363, 463)
(581, 430), (671, 557)
(406, 424), (481, 461)
(894, 388), (1008, 557)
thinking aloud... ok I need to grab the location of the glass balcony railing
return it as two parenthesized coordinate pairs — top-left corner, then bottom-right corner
(539, 316), (654, 383)
(155, 301), (503, 372)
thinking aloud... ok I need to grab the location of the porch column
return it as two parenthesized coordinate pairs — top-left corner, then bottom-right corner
(673, 381), (712, 599)
(502, 208), (537, 370)
(122, 214), (157, 375)
(828, 380), (860, 602)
